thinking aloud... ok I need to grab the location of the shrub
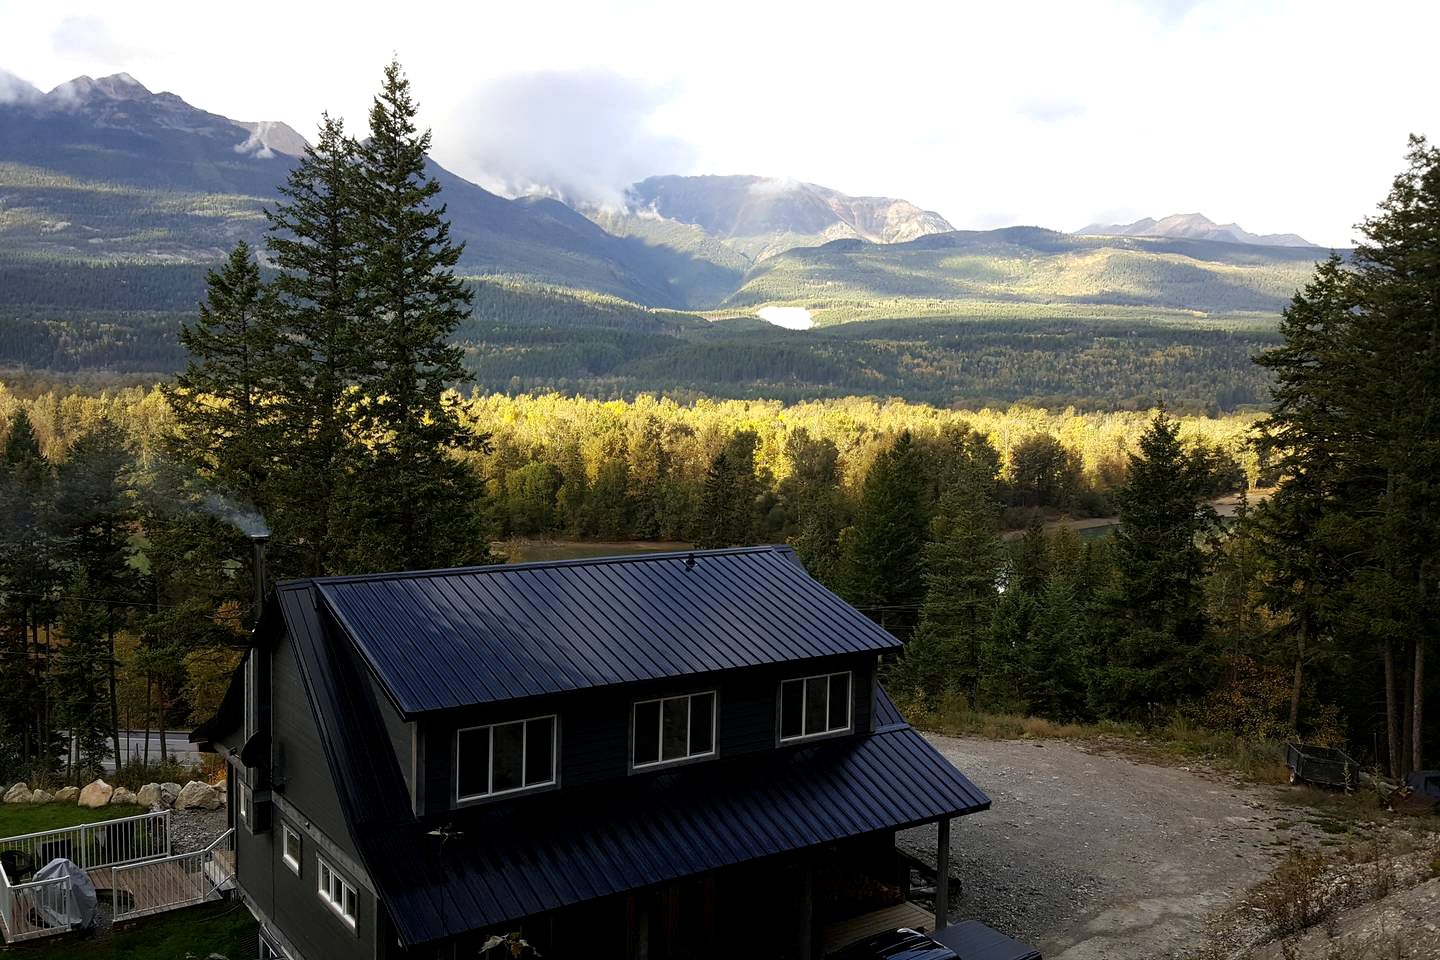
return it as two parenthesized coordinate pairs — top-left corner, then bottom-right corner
(1247, 850), (1332, 935)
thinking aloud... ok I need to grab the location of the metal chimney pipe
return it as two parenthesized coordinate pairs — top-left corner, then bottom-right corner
(250, 534), (269, 622)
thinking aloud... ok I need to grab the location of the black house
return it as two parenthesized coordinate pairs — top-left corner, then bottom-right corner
(194, 546), (992, 960)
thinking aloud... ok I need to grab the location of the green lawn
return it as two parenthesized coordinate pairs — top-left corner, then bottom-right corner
(0, 804), (146, 839)
(4, 902), (257, 959)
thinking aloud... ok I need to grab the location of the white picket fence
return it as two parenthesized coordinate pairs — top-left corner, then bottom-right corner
(0, 810), (171, 943)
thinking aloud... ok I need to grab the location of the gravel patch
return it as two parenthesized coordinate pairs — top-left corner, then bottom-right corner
(170, 806), (229, 852)
(899, 734), (1324, 960)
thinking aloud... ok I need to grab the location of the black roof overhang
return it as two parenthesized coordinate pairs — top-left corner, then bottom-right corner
(364, 725), (990, 947)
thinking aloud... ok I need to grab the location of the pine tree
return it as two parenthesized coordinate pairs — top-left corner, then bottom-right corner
(838, 432), (928, 620)
(1089, 411), (1217, 718)
(53, 420), (139, 767)
(892, 478), (1004, 704)
(264, 115), (366, 577)
(166, 241), (277, 505)
(695, 431), (760, 548)
(0, 411), (61, 775)
(340, 60), (491, 572)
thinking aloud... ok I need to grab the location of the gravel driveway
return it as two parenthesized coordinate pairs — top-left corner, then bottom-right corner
(899, 734), (1319, 960)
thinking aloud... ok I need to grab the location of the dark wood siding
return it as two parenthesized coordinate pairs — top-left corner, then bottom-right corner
(270, 808), (379, 960)
(421, 653), (879, 815)
(368, 671), (412, 799)
(271, 630), (359, 862)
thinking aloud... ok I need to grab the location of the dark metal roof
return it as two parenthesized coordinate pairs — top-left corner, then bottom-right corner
(935, 921), (1043, 960)
(279, 583), (414, 827)
(362, 725), (990, 945)
(308, 546), (902, 715)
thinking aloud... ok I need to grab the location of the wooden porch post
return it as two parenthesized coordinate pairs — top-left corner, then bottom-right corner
(934, 817), (951, 932)
(798, 863), (815, 960)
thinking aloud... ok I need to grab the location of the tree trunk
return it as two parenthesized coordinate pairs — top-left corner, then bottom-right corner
(1401, 640), (1415, 779)
(107, 606), (123, 772)
(1384, 638), (1401, 779)
(1414, 632), (1426, 773)
(143, 677), (152, 766)
(1289, 618), (1306, 732)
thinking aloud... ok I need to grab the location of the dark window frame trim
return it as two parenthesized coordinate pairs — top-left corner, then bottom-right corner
(628, 688), (720, 772)
(776, 670), (854, 744)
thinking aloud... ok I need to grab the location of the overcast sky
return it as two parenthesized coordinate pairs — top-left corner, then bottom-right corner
(1, 0), (1435, 247)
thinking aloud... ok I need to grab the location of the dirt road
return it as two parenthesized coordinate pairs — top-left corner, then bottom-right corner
(899, 735), (1318, 960)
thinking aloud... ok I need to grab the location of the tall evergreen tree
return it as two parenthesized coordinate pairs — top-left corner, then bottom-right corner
(892, 476), (1004, 704)
(695, 431), (760, 548)
(0, 411), (61, 775)
(265, 114), (366, 577)
(340, 60), (490, 571)
(1089, 412), (1216, 718)
(54, 420), (139, 766)
(838, 432), (928, 620)
(166, 240), (277, 505)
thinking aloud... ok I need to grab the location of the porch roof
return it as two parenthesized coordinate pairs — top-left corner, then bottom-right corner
(362, 723), (989, 945)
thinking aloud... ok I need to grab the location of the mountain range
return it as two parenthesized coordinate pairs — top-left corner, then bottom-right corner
(0, 70), (1339, 408)
(1078, 213), (1316, 248)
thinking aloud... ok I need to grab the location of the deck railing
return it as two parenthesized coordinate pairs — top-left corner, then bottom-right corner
(111, 828), (234, 923)
(0, 810), (171, 872)
(0, 810), (171, 943)
(0, 869), (78, 944)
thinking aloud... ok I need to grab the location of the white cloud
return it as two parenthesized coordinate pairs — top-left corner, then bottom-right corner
(0, 0), (1434, 247)
(440, 70), (696, 207)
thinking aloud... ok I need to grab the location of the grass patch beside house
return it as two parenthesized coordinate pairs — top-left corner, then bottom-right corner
(3, 901), (257, 959)
(0, 804), (146, 838)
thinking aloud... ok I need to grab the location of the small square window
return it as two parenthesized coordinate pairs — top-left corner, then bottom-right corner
(282, 824), (301, 874)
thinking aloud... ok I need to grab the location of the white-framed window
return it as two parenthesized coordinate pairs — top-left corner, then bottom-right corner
(239, 783), (253, 827)
(455, 715), (557, 802)
(317, 856), (357, 928)
(281, 823), (301, 875)
(632, 691), (717, 768)
(779, 671), (853, 742)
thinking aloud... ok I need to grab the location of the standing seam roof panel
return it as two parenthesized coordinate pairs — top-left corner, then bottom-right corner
(307, 547), (902, 714)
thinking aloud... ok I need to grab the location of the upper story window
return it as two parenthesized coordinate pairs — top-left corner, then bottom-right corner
(632, 691), (716, 769)
(455, 715), (557, 802)
(779, 671), (852, 742)
(317, 855), (357, 928)
(282, 823), (301, 875)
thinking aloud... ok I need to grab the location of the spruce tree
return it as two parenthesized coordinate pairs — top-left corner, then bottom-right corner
(1089, 412), (1216, 718)
(838, 432), (928, 619)
(54, 420), (139, 766)
(341, 60), (490, 571)
(166, 240), (277, 505)
(265, 114), (366, 576)
(696, 431), (760, 548)
(0, 411), (61, 774)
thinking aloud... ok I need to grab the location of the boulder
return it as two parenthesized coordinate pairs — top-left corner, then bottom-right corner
(159, 782), (183, 808)
(54, 786), (79, 804)
(175, 780), (221, 811)
(136, 783), (163, 809)
(3, 782), (31, 804)
(78, 779), (114, 809)
(28, 789), (55, 804)
(111, 786), (138, 806)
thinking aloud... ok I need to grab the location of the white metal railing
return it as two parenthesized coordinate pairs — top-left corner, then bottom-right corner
(0, 810), (171, 872)
(0, 810), (171, 943)
(0, 868), (75, 943)
(111, 829), (234, 923)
